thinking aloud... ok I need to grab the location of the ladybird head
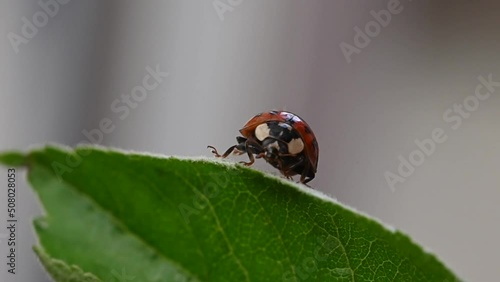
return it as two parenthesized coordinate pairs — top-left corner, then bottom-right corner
(263, 141), (280, 161)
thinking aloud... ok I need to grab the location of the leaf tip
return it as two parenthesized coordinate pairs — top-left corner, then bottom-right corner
(0, 151), (27, 167)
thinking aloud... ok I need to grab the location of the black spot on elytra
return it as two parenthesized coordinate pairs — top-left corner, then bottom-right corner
(304, 126), (312, 134)
(312, 139), (318, 149)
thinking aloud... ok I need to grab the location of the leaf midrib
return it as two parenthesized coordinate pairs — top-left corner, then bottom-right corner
(173, 168), (251, 282)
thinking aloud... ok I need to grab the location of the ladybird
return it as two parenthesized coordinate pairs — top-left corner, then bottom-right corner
(208, 110), (319, 184)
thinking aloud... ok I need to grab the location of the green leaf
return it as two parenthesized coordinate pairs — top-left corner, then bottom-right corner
(34, 247), (100, 282)
(0, 151), (26, 166)
(1, 145), (460, 282)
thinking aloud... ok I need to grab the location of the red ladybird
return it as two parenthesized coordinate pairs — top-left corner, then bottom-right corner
(208, 110), (319, 184)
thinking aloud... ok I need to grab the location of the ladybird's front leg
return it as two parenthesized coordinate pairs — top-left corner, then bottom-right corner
(207, 143), (244, 158)
(239, 150), (256, 166)
(207, 145), (233, 158)
(208, 136), (250, 158)
(238, 139), (264, 166)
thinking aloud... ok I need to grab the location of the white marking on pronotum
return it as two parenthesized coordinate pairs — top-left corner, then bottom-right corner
(288, 138), (304, 155)
(255, 123), (270, 141)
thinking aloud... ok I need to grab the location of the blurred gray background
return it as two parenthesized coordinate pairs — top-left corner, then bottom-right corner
(1, 1), (499, 281)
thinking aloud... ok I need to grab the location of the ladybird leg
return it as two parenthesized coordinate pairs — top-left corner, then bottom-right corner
(255, 152), (265, 159)
(207, 145), (239, 158)
(299, 172), (307, 183)
(274, 162), (297, 182)
(299, 163), (315, 185)
(278, 156), (313, 185)
(240, 139), (266, 166)
(276, 158), (292, 179)
(301, 173), (314, 185)
(208, 136), (249, 158)
(281, 169), (295, 182)
(239, 149), (256, 166)
(302, 175), (314, 185)
(280, 155), (305, 173)
(239, 139), (265, 166)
